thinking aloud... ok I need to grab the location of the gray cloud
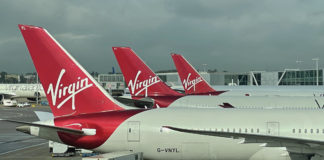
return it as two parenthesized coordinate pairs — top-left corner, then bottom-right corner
(1, 0), (324, 74)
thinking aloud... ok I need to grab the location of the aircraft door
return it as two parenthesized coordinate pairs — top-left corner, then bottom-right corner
(266, 122), (279, 136)
(127, 121), (140, 142)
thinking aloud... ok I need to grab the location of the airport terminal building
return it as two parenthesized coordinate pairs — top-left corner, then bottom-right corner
(221, 69), (323, 86)
(98, 69), (324, 91)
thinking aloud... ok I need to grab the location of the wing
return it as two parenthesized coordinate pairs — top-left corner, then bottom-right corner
(164, 126), (324, 159)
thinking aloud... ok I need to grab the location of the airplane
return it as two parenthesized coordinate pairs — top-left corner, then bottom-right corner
(122, 86), (324, 109)
(171, 85), (324, 97)
(5, 24), (324, 160)
(0, 84), (45, 106)
(113, 47), (324, 109)
(170, 53), (324, 97)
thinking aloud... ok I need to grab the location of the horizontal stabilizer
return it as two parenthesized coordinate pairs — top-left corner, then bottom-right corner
(2, 119), (84, 135)
(115, 96), (154, 108)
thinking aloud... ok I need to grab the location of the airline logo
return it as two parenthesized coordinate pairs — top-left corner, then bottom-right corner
(128, 71), (160, 96)
(182, 73), (203, 91)
(47, 69), (93, 110)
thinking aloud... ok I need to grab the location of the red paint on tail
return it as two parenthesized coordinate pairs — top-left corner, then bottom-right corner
(19, 25), (125, 117)
(171, 53), (225, 95)
(112, 47), (183, 107)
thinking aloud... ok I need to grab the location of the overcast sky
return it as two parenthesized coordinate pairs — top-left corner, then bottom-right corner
(1, 0), (324, 74)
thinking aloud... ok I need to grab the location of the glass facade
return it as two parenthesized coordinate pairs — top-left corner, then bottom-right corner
(224, 74), (250, 85)
(97, 74), (126, 93)
(97, 69), (324, 87)
(238, 75), (249, 85)
(158, 75), (167, 82)
(98, 74), (124, 82)
(278, 70), (323, 85)
(252, 73), (261, 85)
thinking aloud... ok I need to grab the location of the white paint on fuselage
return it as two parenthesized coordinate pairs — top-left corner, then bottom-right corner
(169, 96), (324, 109)
(171, 85), (324, 97)
(218, 85), (324, 97)
(94, 108), (324, 159)
(0, 84), (45, 98)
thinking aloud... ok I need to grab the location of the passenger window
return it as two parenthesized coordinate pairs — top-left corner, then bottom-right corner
(299, 129), (301, 133)
(292, 129), (295, 133)
(311, 129), (313, 133)
(233, 128), (235, 132)
(251, 128), (253, 133)
(227, 128), (229, 132)
(317, 129), (319, 133)
(245, 128), (248, 133)
(239, 128), (242, 133)
(257, 128), (259, 133)
(304, 129), (307, 133)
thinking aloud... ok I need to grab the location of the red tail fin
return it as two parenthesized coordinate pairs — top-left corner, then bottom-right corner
(171, 53), (224, 95)
(19, 25), (128, 117)
(112, 47), (183, 99)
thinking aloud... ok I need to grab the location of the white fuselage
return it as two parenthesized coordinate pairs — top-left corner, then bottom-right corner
(92, 108), (324, 159)
(0, 84), (45, 98)
(215, 85), (324, 97)
(36, 108), (324, 160)
(169, 95), (324, 109)
(171, 85), (324, 97)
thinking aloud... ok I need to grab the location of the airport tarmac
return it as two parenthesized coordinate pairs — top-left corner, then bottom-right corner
(0, 105), (81, 160)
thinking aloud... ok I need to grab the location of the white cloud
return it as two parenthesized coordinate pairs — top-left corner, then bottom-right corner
(55, 33), (99, 40)
(2, 0), (324, 73)
(0, 37), (19, 45)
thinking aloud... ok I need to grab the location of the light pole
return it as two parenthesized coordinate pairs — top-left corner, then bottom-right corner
(312, 58), (319, 86)
(202, 64), (207, 73)
(36, 72), (39, 105)
(296, 57), (303, 69)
